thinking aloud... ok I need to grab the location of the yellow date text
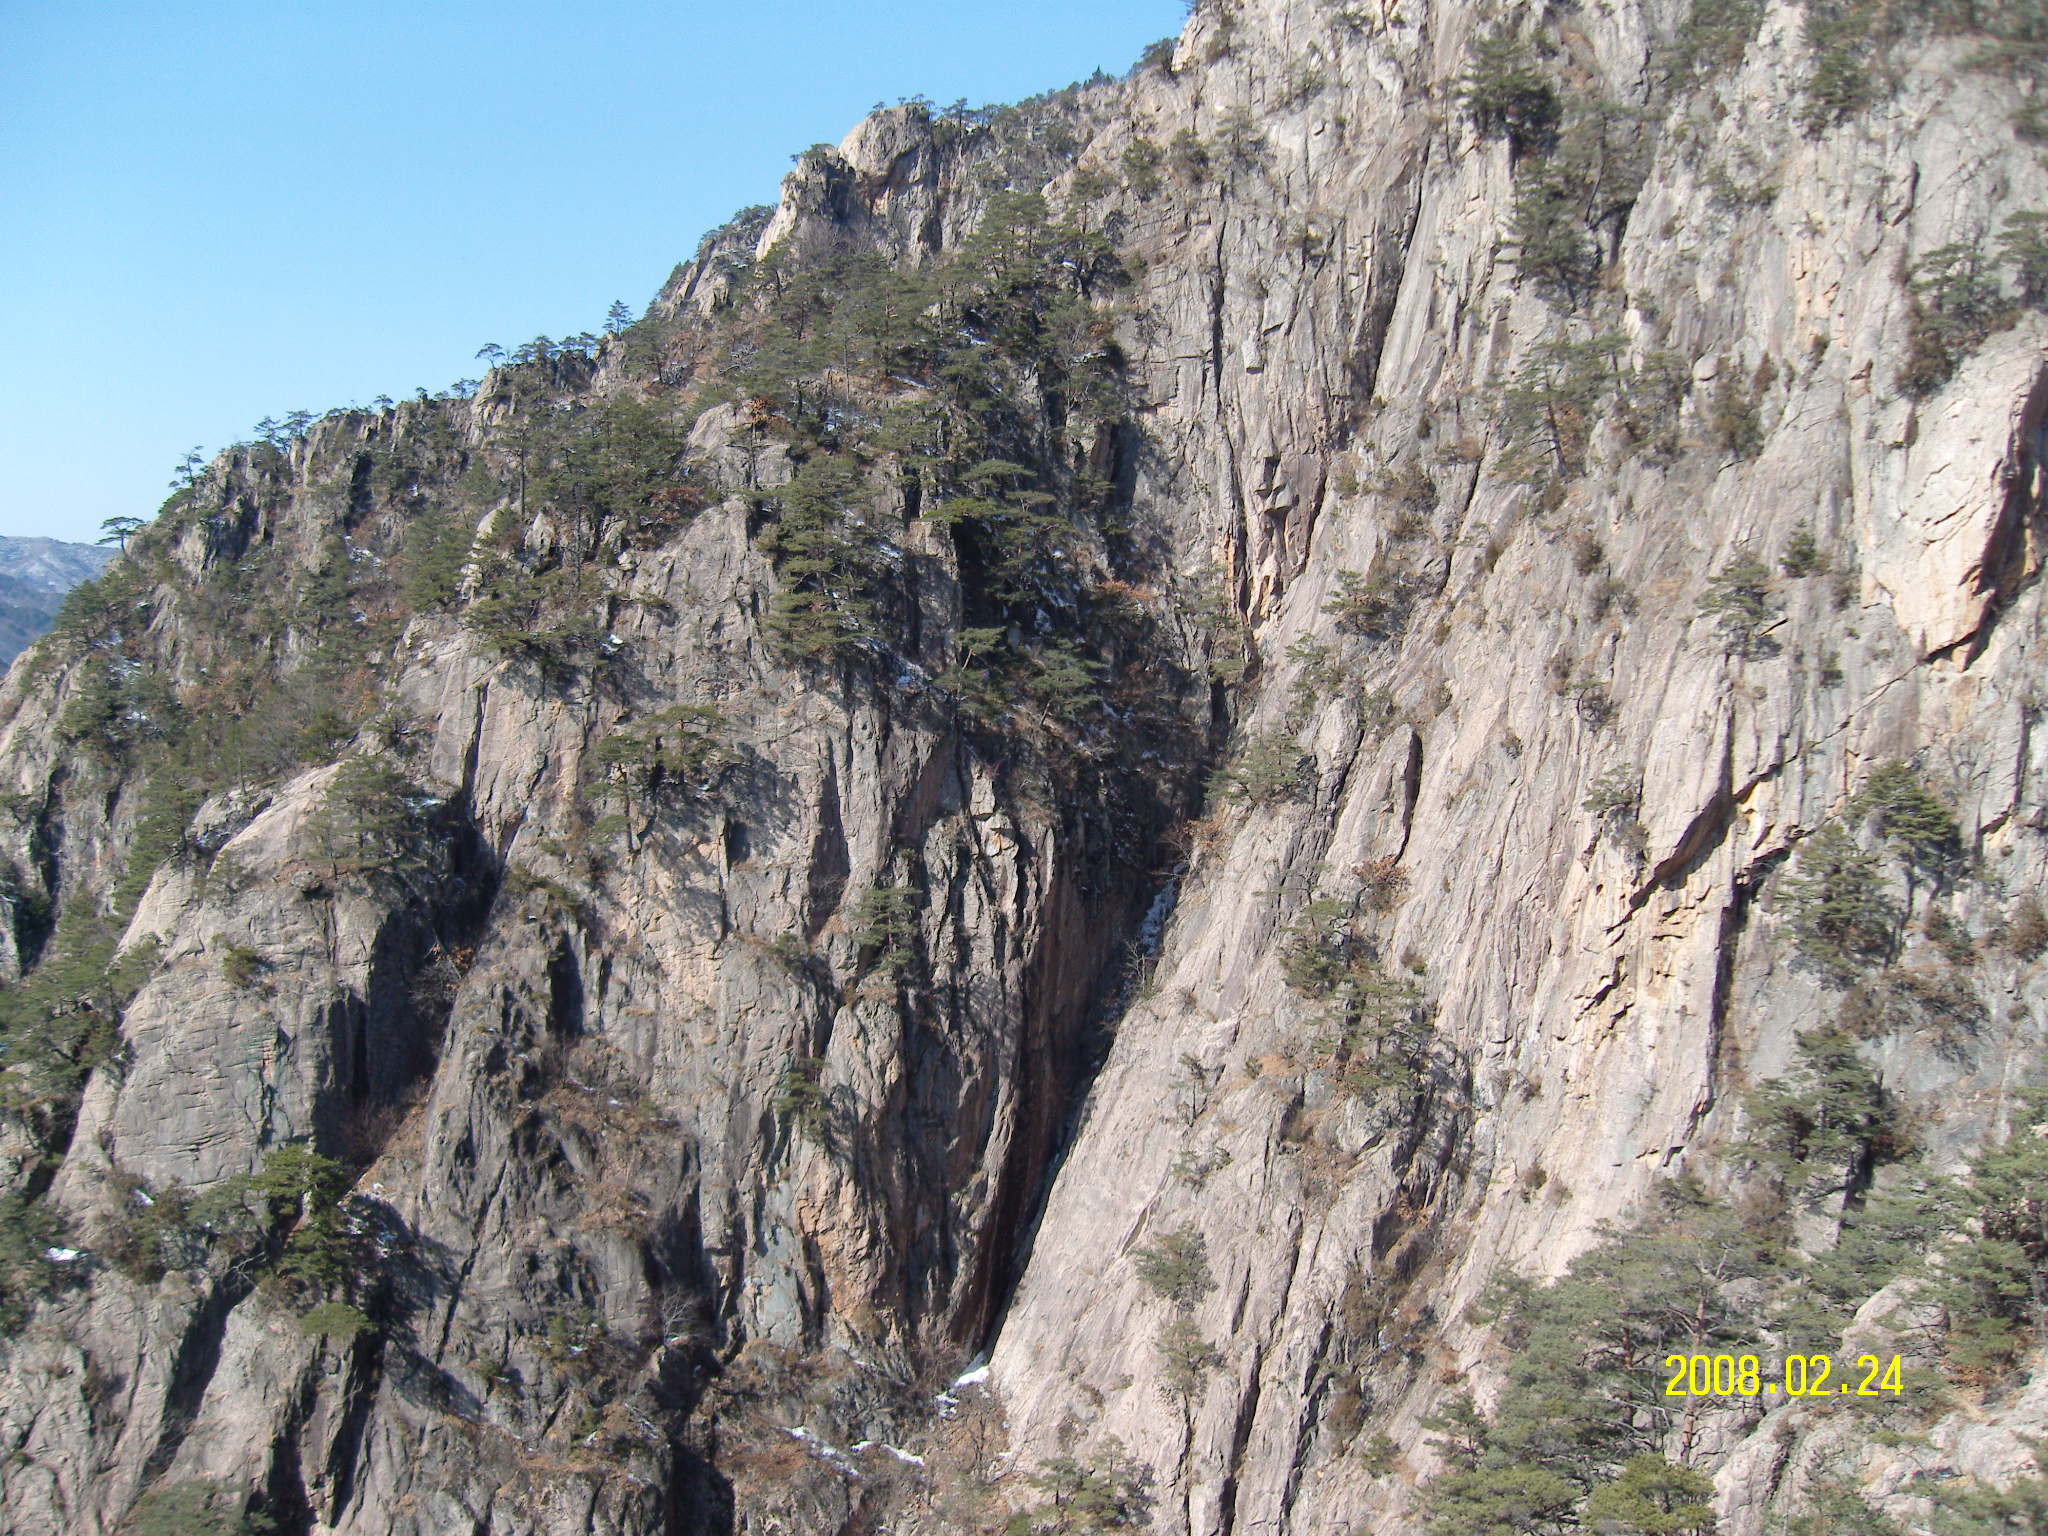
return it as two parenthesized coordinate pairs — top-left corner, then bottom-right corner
(1661, 1353), (1903, 1398)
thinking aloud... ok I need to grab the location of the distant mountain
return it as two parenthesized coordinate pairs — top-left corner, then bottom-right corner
(0, 536), (113, 665)
(0, 535), (114, 594)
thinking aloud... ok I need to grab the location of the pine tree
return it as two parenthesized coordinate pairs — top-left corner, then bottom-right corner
(1458, 29), (1559, 154)
(1699, 554), (1779, 657)
(1930, 1083), (2048, 1376)
(759, 454), (888, 662)
(1155, 1315), (1220, 1406)
(400, 505), (473, 611)
(1785, 1478), (1908, 1536)
(1583, 1455), (1717, 1535)
(307, 757), (418, 877)
(1742, 1024), (1891, 1199)
(1779, 822), (1897, 985)
(1900, 242), (2018, 398)
(1007, 1443), (1153, 1534)
(1133, 1225), (1213, 1309)
(127, 1481), (277, 1536)
(1512, 164), (1601, 303)
(98, 515), (146, 549)
(1852, 759), (1963, 885)
(1499, 335), (1624, 486)
(1926, 1440), (2048, 1534)
(1428, 1179), (1778, 1534)
(0, 1192), (78, 1333)
(1426, 1462), (1580, 1536)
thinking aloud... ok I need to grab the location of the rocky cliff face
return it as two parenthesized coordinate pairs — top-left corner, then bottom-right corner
(3, 2), (2048, 1533)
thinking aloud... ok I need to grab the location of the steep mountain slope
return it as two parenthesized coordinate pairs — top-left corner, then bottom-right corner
(2, 2), (2048, 1534)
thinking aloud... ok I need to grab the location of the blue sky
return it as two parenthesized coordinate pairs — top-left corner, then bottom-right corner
(0, 0), (1184, 544)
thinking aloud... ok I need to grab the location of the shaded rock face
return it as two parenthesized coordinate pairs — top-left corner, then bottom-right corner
(3, 0), (2048, 1532)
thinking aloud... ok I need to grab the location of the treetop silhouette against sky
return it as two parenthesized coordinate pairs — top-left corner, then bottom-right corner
(1, 0), (1182, 542)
